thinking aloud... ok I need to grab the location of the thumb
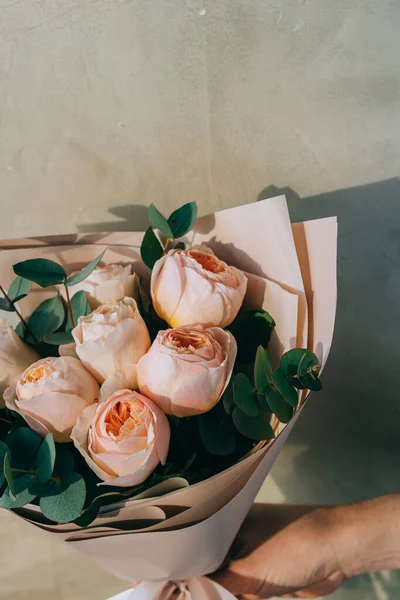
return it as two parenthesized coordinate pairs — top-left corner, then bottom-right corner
(211, 558), (265, 598)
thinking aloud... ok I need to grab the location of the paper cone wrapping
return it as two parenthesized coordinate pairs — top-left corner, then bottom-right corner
(0, 197), (337, 583)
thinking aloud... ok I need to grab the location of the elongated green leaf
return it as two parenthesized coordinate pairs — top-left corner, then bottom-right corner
(272, 368), (298, 407)
(0, 474), (37, 508)
(254, 346), (273, 394)
(3, 452), (15, 499)
(13, 258), (67, 287)
(44, 332), (74, 345)
(198, 410), (236, 456)
(233, 373), (258, 417)
(28, 295), (65, 342)
(66, 290), (91, 332)
(0, 297), (15, 312)
(73, 498), (101, 527)
(40, 472), (86, 523)
(232, 407), (275, 441)
(140, 227), (164, 269)
(265, 387), (293, 423)
(148, 204), (174, 238)
(6, 428), (42, 469)
(0, 441), (9, 488)
(167, 202), (197, 238)
(34, 434), (56, 484)
(65, 250), (106, 287)
(8, 276), (32, 302)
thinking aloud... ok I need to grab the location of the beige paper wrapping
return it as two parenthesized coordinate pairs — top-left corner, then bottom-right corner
(0, 197), (337, 582)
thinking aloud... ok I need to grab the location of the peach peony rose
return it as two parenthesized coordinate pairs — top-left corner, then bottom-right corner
(68, 264), (138, 309)
(71, 389), (170, 487)
(137, 325), (237, 417)
(151, 247), (247, 328)
(4, 356), (99, 442)
(72, 297), (150, 385)
(0, 319), (39, 407)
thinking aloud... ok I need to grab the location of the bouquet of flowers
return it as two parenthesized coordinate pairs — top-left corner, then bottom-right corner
(0, 196), (337, 599)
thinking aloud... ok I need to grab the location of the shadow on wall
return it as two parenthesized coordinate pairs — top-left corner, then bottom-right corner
(78, 204), (149, 232)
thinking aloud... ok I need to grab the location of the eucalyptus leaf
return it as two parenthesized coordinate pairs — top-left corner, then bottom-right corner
(198, 410), (236, 456)
(140, 227), (164, 269)
(3, 451), (15, 499)
(0, 474), (37, 508)
(34, 434), (56, 484)
(272, 368), (299, 407)
(28, 295), (65, 342)
(265, 387), (293, 423)
(148, 204), (174, 238)
(66, 290), (91, 332)
(0, 298), (15, 312)
(65, 250), (106, 287)
(44, 332), (74, 345)
(53, 444), (75, 477)
(254, 346), (273, 394)
(233, 373), (258, 417)
(279, 349), (322, 392)
(257, 393), (271, 413)
(40, 472), (86, 523)
(0, 441), (9, 488)
(6, 428), (42, 469)
(167, 202), (197, 238)
(13, 258), (67, 288)
(8, 276), (32, 302)
(73, 498), (101, 527)
(222, 380), (235, 415)
(229, 310), (276, 363)
(232, 407), (275, 441)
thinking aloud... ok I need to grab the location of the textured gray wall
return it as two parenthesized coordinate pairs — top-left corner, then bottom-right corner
(0, 1), (399, 598)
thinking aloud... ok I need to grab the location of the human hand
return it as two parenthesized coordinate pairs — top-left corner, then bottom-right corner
(212, 503), (347, 598)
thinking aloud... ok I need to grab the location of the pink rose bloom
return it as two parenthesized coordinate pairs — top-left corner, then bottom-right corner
(72, 297), (150, 385)
(68, 264), (138, 309)
(151, 247), (247, 328)
(4, 356), (99, 443)
(137, 325), (237, 417)
(71, 389), (170, 487)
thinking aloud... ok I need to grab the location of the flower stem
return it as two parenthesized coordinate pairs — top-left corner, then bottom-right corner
(0, 417), (11, 425)
(0, 466), (60, 483)
(0, 284), (38, 344)
(64, 284), (75, 329)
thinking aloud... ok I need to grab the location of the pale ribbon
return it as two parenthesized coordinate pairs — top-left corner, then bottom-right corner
(107, 578), (236, 600)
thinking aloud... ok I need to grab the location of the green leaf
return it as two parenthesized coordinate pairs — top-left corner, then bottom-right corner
(65, 250), (106, 287)
(174, 242), (185, 251)
(73, 498), (101, 527)
(148, 204), (174, 238)
(279, 349), (322, 392)
(3, 451), (15, 499)
(232, 407), (275, 441)
(6, 428), (42, 469)
(257, 393), (272, 413)
(233, 374), (258, 417)
(0, 441), (9, 488)
(34, 434), (56, 484)
(140, 227), (164, 269)
(198, 410), (236, 456)
(13, 258), (67, 288)
(272, 368), (299, 407)
(0, 474), (37, 508)
(229, 310), (276, 363)
(53, 444), (75, 477)
(28, 295), (65, 342)
(222, 380), (235, 415)
(167, 202), (197, 238)
(40, 472), (86, 523)
(44, 332), (74, 345)
(254, 346), (273, 394)
(265, 387), (293, 423)
(0, 297), (15, 312)
(66, 290), (91, 332)
(8, 276), (32, 302)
